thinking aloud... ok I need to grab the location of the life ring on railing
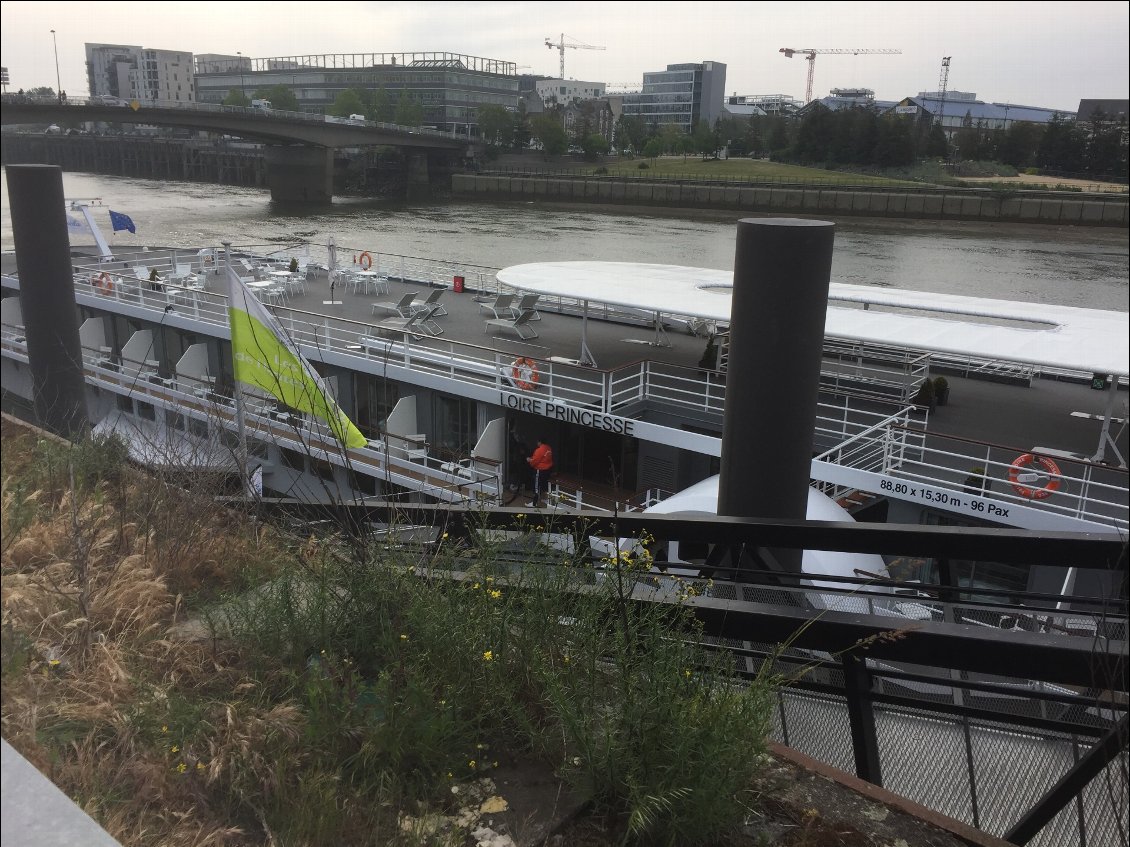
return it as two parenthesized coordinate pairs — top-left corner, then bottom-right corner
(358, 251), (373, 270)
(1008, 453), (1061, 500)
(95, 272), (114, 294)
(511, 357), (539, 391)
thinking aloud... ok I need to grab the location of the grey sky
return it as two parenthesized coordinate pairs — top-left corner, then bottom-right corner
(1, 0), (1126, 112)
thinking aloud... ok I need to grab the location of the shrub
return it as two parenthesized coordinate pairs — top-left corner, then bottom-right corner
(594, 166), (608, 175)
(288, 257), (298, 274)
(637, 162), (650, 170)
(913, 377), (935, 408)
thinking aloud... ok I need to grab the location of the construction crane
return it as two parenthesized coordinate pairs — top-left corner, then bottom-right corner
(779, 48), (902, 104)
(545, 33), (605, 80)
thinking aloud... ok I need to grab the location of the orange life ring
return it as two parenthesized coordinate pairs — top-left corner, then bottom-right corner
(359, 251), (373, 270)
(1008, 453), (1061, 500)
(95, 272), (114, 294)
(512, 357), (539, 391)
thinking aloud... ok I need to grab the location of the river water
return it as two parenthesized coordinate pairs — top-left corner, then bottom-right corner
(2, 170), (1127, 312)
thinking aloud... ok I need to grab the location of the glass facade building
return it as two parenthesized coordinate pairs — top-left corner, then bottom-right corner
(621, 61), (726, 132)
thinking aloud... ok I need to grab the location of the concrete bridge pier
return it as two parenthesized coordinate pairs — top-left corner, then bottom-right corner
(405, 151), (431, 202)
(264, 145), (333, 204)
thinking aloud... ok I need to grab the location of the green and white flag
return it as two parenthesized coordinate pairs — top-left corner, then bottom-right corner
(226, 265), (367, 448)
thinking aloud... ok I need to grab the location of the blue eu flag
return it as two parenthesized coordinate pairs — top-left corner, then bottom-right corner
(108, 210), (136, 234)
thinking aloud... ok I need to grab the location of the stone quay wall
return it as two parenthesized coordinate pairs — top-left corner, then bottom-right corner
(452, 173), (1128, 227)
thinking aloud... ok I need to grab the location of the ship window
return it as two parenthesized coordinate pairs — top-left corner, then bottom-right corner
(311, 457), (336, 482)
(281, 447), (305, 471)
(351, 471), (377, 497)
(166, 410), (186, 431)
(116, 394), (133, 413)
(137, 402), (156, 421)
(248, 439), (268, 459)
(433, 395), (477, 458)
(189, 417), (209, 438)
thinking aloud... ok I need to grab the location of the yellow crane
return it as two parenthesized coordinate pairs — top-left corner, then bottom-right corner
(779, 48), (902, 103)
(545, 34), (606, 80)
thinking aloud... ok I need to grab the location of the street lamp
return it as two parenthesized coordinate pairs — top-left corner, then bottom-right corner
(50, 29), (62, 102)
(237, 51), (245, 100)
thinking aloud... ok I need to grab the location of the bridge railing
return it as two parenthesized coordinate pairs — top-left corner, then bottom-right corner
(3, 94), (461, 141)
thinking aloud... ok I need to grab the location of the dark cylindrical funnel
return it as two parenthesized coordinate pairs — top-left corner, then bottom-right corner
(718, 218), (835, 570)
(6, 165), (89, 437)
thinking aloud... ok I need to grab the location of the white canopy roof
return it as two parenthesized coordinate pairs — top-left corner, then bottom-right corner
(496, 261), (1130, 377)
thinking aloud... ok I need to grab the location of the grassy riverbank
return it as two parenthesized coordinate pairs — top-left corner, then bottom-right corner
(0, 418), (780, 846)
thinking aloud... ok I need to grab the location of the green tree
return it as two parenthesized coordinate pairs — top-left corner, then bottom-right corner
(223, 88), (250, 107)
(924, 123), (948, 158)
(394, 94), (424, 127)
(873, 115), (915, 166)
(477, 104), (512, 146)
(253, 85), (299, 112)
(511, 101), (532, 150)
(616, 115), (648, 155)
(1083, 111), (1128, 177)
(642, 137), (663, 159)
(693, 120), (717, 158)
(766, 118), (790, 154)
(995, 122), (1042, 169)
(371, 86), (394, 123)
(581, 132), (608, 160)
(530, 114), (568, 157)
(329, 88), (366, 118)
(794, 105), (835, 163)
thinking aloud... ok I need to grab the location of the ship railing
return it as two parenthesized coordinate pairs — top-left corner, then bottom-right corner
(883, 426), (1129, 531)
(71, 352), (503, 505)
(819, 339), (932, 403)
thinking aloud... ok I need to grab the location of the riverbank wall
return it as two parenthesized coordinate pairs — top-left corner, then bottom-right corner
(453, 173), (1129, 227)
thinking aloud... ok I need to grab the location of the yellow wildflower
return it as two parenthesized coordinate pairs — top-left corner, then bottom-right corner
(469, 760), (477, 769)
(489, 589), (502, 600)
(171, 745), (180, 754)
(400, 634), (408, 641)
(176, 762), (187, 774)
(482, 650), (493, 662)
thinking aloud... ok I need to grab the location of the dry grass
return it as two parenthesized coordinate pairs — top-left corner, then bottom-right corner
(1, 416), (781, 846)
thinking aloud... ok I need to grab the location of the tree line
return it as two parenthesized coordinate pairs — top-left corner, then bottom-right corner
(211, 83), (1129, 180)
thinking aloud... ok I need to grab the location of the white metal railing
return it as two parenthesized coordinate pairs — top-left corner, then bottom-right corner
(815, 416), (1128, 531)
(28, 95), (462, 141)
(68, 350), (502, 504)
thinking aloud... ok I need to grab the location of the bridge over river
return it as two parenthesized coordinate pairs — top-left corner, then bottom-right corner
(1, 96), (470, 203)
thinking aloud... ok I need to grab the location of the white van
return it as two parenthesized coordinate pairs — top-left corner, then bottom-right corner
(251, 99), (272, 112)
(348, 113), (366, 123)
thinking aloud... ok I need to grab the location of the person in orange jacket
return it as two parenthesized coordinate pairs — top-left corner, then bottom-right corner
(526, 438), (554, 508)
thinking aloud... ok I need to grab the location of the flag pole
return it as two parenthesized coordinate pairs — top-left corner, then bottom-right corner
(223, 241), (252, 498)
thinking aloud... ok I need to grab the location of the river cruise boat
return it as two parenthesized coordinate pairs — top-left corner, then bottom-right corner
(2, 222), (1127, 616)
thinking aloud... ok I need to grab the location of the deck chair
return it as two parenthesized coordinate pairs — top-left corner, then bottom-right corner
(484, 308), (539, 340)
(410, 288), (447, 317)
(376, 304), (443, 336)
(371, 291), (418, 318)
(510, 293), (541, 320)
(479, 293), (514, 319)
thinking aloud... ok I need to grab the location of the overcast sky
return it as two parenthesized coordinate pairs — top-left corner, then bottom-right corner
(1, 1), (1126, 112)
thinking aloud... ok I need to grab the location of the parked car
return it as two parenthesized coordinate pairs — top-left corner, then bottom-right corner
(90, 94), (127, 106)
(44, 124), (62, 135)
